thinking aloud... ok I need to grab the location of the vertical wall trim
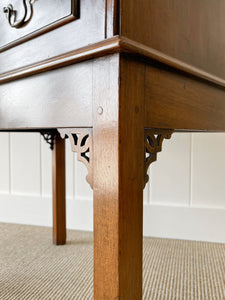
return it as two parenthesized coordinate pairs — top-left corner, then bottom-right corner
(72, 144), (75, 200)
(40, 135), (43, 196)
(189, 133), (193, 207)
(144, 180), (149, 205)
(149, 171), (153, 205)
(73, 150), (76, 200)
(8, 133), (11, 194)
(147, 181), (150, 205)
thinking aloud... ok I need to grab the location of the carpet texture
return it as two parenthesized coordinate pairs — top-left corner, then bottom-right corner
(0, 223), (225, 299)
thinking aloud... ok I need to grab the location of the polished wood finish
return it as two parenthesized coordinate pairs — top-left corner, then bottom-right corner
(120, 37), (225, 89)
(0, 62), (93, 129)
(2, 36), (225, 89)
(120, 0), (225, 80)
(1, 0), (225, 82)
(0, 0), (106, 74)
(0, 0), (79, 51)
(1, 1), (225, 299)
(145, 65), (225, 131)
(52, 132), (66, 245)
(93, 55), (120, 299)
(93, 54), (144, 299)
(0, 37), (120, 84)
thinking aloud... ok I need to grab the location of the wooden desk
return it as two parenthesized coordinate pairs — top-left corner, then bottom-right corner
(1, 1), (225, 299)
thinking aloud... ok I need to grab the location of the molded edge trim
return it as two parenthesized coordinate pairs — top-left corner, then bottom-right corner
(1, 35), (225, 89)
(0, 36), (120, 83)
(121, 37), (225, 89)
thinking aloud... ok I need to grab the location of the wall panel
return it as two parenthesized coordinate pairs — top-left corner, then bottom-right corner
(41, 137), (52, 197)
(0, 132), (10, 193)
(10, 133), (41, 195)
(149, 133), (191, 207)
(191, 133), (225, 209)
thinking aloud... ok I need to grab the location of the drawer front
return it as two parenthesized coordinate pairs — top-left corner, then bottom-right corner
(0, 0), (107, 75)
(0, 0), (79, 51)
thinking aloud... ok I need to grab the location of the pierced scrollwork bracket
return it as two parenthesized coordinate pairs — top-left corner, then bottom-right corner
(144, 128), (174, 188)
(58, 128), (93, 189)
(3, 0), (35, 29)
(40, 131), (56, 151)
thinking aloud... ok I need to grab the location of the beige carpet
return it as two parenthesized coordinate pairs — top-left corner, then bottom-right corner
(0, 223), (225, 299)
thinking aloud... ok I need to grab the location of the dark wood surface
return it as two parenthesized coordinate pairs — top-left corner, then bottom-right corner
(1, 1), (225, 299)
(52, 132), (66, 245)
(0, 0), (107, 74)
(1, 0), (225, 82)
(145, 65), (225, 131)
(0, 0), (79, 51)
(0, 37), (120, 84)
(120, 0), (225, 80)
(0, 61), (93, 129)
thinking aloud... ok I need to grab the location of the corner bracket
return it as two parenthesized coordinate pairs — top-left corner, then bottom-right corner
(144, 128), (174, 188)
(57, 128), (93, 189)
(41, 131), (56, 150)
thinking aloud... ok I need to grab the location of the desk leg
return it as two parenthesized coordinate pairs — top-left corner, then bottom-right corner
(52, 132), (66, 245)
(93, 55), (144, 299)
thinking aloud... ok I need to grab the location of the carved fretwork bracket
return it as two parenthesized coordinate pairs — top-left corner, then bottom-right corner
(58, 128), (93, 189)
(41, 131), (56, 150)
(144, 128), (174, 188)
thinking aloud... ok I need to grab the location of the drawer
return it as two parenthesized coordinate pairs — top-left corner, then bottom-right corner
(0, 0), (111, 75)
(0, 0), (79, 51)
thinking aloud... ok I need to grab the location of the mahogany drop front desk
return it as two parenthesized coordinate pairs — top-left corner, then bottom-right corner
(1, 1), (225, 299)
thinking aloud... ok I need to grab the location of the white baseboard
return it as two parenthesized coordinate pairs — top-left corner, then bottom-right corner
(0, 194), (225, 243)
(0, 193), (52, 226)
(0, 193), (93, 232)
(144, 204), (225, 243)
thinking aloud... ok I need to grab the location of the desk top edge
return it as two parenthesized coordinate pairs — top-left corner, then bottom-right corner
(1, 36), (225, 90)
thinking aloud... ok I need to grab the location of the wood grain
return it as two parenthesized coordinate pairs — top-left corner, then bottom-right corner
(2, 0), (225, 86)
(2, 36), (225, 90)
(120, 0), (225, 80)
(1, 1), (225, 298)
(118, 54), (144, 299)
(93, 54), (120, 299)
(0, 0), (106, 74)
(145, 65), (225, 131)
(0, 37), (120, 84)
(0, 0), (79, 51)
(0, 61), (93, 129)
(120, 37), (225, 89)
(93, 54), (144, 299)
(52, 132), (66, 245)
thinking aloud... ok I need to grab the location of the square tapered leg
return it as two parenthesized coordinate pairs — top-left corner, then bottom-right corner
(93, 54), (144, 299)
(52, 132), (66, 245)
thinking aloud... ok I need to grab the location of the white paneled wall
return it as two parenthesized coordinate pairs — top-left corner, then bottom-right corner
(0, 132), (225, 243)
